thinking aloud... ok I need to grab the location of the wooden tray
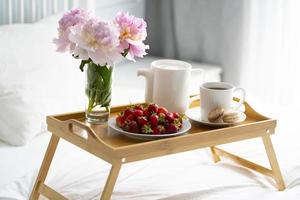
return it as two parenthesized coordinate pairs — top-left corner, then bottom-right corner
(30, 99), (285, 200)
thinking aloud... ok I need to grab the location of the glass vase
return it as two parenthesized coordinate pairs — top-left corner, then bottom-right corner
(85, 62), (113, 124)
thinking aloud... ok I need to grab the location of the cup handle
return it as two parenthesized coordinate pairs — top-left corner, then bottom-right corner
(233, 87), (246, 110)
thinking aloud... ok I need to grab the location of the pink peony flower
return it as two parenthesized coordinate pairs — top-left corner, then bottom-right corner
(54, 9), (149, 67)
(69, 19), (122, 66)
(114, 11), (149, 61)
(53, 8), (90, 52)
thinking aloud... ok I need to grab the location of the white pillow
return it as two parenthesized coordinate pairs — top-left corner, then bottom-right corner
(0, 15), (85, 145)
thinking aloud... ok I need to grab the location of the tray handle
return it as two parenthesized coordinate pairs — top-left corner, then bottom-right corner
(65, 119), (102, 142)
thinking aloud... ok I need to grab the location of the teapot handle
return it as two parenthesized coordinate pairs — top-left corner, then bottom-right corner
(189, 68), (204, 100)
(191, 68), (204, 73)
(191, 68), (205, 83)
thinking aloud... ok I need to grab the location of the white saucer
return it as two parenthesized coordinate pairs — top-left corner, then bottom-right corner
(185, 107), (246, 127)
(108, 117), (191, 141)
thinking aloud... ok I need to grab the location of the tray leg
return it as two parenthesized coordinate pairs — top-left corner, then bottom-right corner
(210, 146), (221, 163)
(30, 134), (60, 200)
(100, 162), (122, 200)
(262, 135), (286, 191)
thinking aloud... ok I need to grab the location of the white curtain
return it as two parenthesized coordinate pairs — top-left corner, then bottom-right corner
(146, 0), (246, 84)
(240, 0), (300, 107)
(146, 0), (300, 107)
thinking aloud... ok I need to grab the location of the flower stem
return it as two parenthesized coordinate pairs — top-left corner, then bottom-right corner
(85, 62), (113, 114)
(87, 98), (95, 113)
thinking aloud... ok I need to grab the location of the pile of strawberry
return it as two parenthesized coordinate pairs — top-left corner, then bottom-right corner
(116, 103), (183, 134)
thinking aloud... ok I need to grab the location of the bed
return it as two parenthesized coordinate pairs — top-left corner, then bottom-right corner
(1, 105), (300, 200)
(0, 1), (299, 200)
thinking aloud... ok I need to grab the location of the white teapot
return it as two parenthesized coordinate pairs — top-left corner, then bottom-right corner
(137, 59), (203, 114)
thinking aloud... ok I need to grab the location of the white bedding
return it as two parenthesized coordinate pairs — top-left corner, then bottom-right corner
(3, 8), (300, 200)
(1, 102), (300, 200)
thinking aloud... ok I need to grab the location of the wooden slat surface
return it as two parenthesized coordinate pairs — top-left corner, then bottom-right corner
(39, 184), (68, 200)
(49, 101), (274, 146)
(47, 100), (276, 163)
(213, 147), (273, 177)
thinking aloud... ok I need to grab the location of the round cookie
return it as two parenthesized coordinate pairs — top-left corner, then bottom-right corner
(208, 107), (225, 122)
(222, 110), (240, 123)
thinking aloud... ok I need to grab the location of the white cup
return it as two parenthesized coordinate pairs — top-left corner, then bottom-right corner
(200, 82), (245, 121)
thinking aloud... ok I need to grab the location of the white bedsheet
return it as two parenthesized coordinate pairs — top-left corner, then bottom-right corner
(1, 103), (300, 200)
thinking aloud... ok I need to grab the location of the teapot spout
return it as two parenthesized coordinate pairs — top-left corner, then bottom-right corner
(137, 68), (153, 103)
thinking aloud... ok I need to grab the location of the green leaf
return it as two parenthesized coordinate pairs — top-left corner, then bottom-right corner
(85, 63), (113, 110)
(121, 47), (130, 57)
(79, 59), (92, 72)
(98, 65), (113, 86)
(79, 60), (86, 72)
(72, 54), (79, 59)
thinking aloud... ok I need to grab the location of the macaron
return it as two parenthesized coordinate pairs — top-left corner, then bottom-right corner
(222, 110), (240, 123)
(208, 107), (225, 122)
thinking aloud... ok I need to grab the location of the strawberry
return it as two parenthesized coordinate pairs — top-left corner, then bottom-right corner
(133, 109), (144, 118)
(125, 114), (134, 121)
(134, 105), (144, 111)
(157, 125), (166, 134)
(124, 109), (134, 118)
(153, 125), (166, 134)
(157, 107), (168, 115)
(143, 109), (151, 118)
(173, 112), (180, 118)
(152, 127), (160, 134)
(137, 116), (148, 126)
(118, 104), (183, 135)
(178, 116), (183, 123)
(141, 124), (153, 134)
(166, 123), (178, 133)
(165, 112), (175, 123)
(179, 122), (183, 128)
(148, 103), (158, 114)
(173, 118), (182, 129)
(158, 113), (166, 125)
(124, 120), (139, 133)
(149, 114), (158, 127)
(116, 116), (125, 128)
